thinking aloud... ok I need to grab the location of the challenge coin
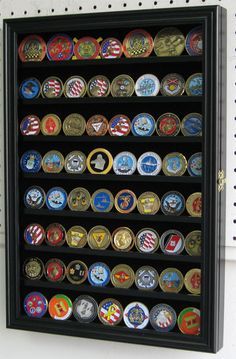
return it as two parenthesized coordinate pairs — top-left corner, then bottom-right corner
(20, 150), (42, 173)
(24, 223), (45, 245)
(49, 294), (73, 320)
(160, 229), (185, 255)
(42, 150), (64, 173)
(185, 230), (201, 256)
(113, 151), (137, 175)
(162, 152), (187, 176)
(86, 114), (109, 136)
(114, 189), (137, 213)
(135, 228), (159, 253)
(111, 264), (135, 288)
(137, 192), (160, 215)
(187, 152), (202, 177)
(87, 75), (110, 97)
(181, 113), (202, 136)
(41, 76), (64, 98)
(45, 223), (66, 246)
(154, 27), (185, 57)
(41, 114), (61, 135)
(88, 262), (110, 287)
(185, 73), (203, 96)
(91, 189), (114, 212)
(185, 26), (203, 56)
(20, 114), (41, 136)
(135, 266), (159, 291)
(186, 192), (202, 217)
(63, 113), (86, 136)
(135, 74), (160, 97)
(47, 34), (73, 61)
(98, 298), (123, 326)
(123, 302), (149, 329)
(24, 186), (46, 209)
(131, 113), (155, 136)
(19, 78), (41, 99)
(64, 76), (87, 98)
(123, 29), (153, 58)
(150, 304), (177, 332)
(100, 37), (123, 59)
(156, 113), (181, 136)
(111, 227), (135, 251)
(88, 225), (111, 250)
(137, 152), (162, 176)
(23, 257), (44, 280)
(73, 36), (100, 60)
(18, 35), (46, 62)
(45, 258), (66, 282)
(159, 268), (184, 293)
(177, 307), (200, 335)
(161, 191), (185, 216)
(66, 226), (87, 248)
(184, 268), (201, 295)
(73, 295), (98, 323)
(66, 260), (88, 284)
(160, 73), (185, 96)
(67, 187), (91, 211)
(64, 151), (86, 174)
(24, 292), (48, 318)
(111, 74), (135, 97)
(87, 148), (113, 174)
(46, 187), (67, 210)
(109, 114), (131, 136)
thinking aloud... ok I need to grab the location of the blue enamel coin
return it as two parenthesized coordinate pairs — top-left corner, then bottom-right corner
(181, 113), (202, 136)
(113, 151), (137, 175)
(131, 113), (155, 136)
(19, 78), (41, 99)
(24, 186), (45, 209)
(46, 187), (67, 210)
(20, 150), (42, 173)
(187, 152), (202, 177)
(24, 292), (48, 318)
(88, 262), (110, 287)
(91, 189), (114, 212)
(161, 191), (185, 216)
(185, 73), (203, 96)
(150, 303), (177, 332)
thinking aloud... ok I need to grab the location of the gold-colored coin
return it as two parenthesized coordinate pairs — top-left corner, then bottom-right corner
(66, 226), (87, 248)
(184, 268), (201, 295)
(41, 114), (61, 136)
(111, 264), (135, 288)
(185, 230), (201, 256)
(88, 226), (111, 250)
(154, 27), (185, 57)
(111, 74), (135, 97)
(159, 268), (184, 293)
(137, 192), (160, 215)
(186, 192), (202, 217)
(67, 187), (91, 211)
(42, 150), (64, 173)
(63, 113), (86, 136)
(162, 152), (187, 176)
(41, 76), (64, 98)
(114, 189), (137, 214)
(111, 227), (135, 251)
(23, 257), (44, 280)
(87, 148), (113, 175)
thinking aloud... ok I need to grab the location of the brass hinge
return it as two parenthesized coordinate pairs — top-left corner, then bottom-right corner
(218, 170), (226, 192)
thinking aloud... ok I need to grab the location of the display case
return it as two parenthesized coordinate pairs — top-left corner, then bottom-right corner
(4, 5), (226, 353)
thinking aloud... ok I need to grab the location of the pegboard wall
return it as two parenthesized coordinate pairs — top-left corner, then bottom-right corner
(0, 0), (235, 257)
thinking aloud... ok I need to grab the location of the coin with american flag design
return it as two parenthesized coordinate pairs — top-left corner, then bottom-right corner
(20, 115), (41, 136)
(100, 37), (123, 59)
(98, 298), (123, 326)
(87, 75), (110, 97)
(150, 304), (177, 332)
(108, 114), (131, 136)
(135, 228), (159, 253)
(41, 76), (64, 98)
(24, 223), (45, 245)
(64, 76), (87, 98)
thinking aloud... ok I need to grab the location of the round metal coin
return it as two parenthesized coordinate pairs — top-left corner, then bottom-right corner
(135, 74), (160, 97)
(161, 191), (185, 216)
(185, 26), (203, 56)
(111, 264), (135, 288)
(74, 36), (100, 60)
(184, 268), (201, 295)
(156, 113), (181, 136)
(100, 37), (123, 59)
(66, 260), (88, 284)
(23, 257), (44, 280)
(42, 150), (64, 173)
(18, 35), (46, 62)
(154, 27), (185, 57)
(185, 230), (201, 256)
(64, 76), (87, 98)
(123, 302), (149, 329)
(111, 227), (135, 251)
(137, 152), (162, 176)
(24, 292), (48, 318)
(87, 75), (110, 97)
(19, 78), (41, 99)
(86, 114), (109, 136)
(46, 34), (73, 61)
(113, 151), (137, 175)
(181, 113), (202, 136)
(24, 223), (45, 245)
(41, 76), (64, 98)
(24, 186), (46, 209)
(186, 192), (202, 217)
(91, 189), (114, 212)
(185, 73), (203, 96)
(20, 114), (41, 136)
(49, 294), (73, 320)
(45, 223), (66, 246)
(114, 189), (137, 213)
(131, 113), (155, 136)
(135, 228), (159, 253)
(63, 113), (86, 136)
(137, 192), (160, 215)
(160, 229), (185, 255)
(162, 152), (187, 176)
(41, 114), (61, 136)
(98, 298), (123, 326)
(109, 114), (131, 136)
(66, 226), (87, 248)
(64, 151), (86, 174)
(88, 225), (111, 250)
(123, 29), (153, 58)
(150, 304), (177, 332)
(45, 258), (66, 282)
(111, 74), (135, 97)
(177, 307), (200, 335)
(87, 148), (113, 174)
(187, 152), (202, 177)
(73, 295), (98, 323)
(88, 262), (110, 287)
(160, 73), (185, 96)
(46, 187), (67, 210)
(20, 150), (42, 173)
(159, 268), (184, 293)
(135, 265), (159, 290)
(67, 187), (91, 211)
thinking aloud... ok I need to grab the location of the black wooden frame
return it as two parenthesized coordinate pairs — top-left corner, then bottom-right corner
(4, 5), (226, 353)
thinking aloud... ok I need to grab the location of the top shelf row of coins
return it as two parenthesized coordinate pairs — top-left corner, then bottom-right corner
(18, 26), (203, 62)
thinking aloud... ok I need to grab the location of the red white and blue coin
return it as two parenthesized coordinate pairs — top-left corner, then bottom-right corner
(187, 152), (202, 177)
(24, 292), (48, 318)
(160, 229), (185, 255)
(109, 115), (131, 136)
(41, 76), (63, 98)
(185, 73), (203, 96)
(64, 76), (87, 98)
(87, 75), (110, 97)
(73, 295), (98, 323)
(24, 223), (45, 245)
(137, 152), (162, 175)
(19, 78), (41, 99)
(113, 151), (137, 175)
(123, 302), (149, 329)
(135, 266), (159, 290)
(46, 187), (67, 210)
(181, 113), (202, 136)
(18, 35), (46, 62)
(88, 262), (110, 287)
(150, 304), (177, 332)
(20, 114), (41, 136)
(24, 186), (45, 209)
(74, 37), (100, 60)
(20, 150), (42, 173)
(131, 113), (155, 136)
(135, 74), (160, 97)
(100, 38), (123, 59)
(47, 34), (74, 61)
(185, 26), (203, 56)
(135, 228), (159, 253)
(161, 191), (185, 216)
(98, 298), (123, 326)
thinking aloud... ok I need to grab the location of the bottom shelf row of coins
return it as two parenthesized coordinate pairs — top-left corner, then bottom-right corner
(24, 292), (200, 335)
